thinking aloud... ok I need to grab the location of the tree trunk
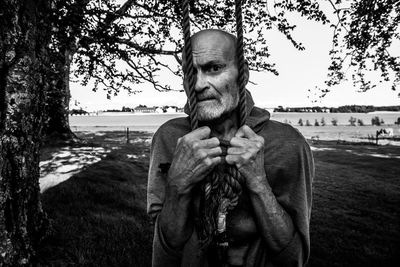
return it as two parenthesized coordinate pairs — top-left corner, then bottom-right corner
(0, 0), (50, 265)
(42, 0), (92, 143)
(43, 48), (76, 143)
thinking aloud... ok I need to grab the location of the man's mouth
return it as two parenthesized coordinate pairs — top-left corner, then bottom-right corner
(197, 95), (216, 102)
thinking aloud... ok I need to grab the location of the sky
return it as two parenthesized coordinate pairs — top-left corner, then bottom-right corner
(70, 3), (400, 112)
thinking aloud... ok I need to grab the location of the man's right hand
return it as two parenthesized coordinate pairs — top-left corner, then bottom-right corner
(167, 126), (222, 195)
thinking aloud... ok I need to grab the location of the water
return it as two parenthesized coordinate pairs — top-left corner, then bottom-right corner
(70, 113), (187, 133)
(69, 111), (400, 145)
(270, 112), (400, 126)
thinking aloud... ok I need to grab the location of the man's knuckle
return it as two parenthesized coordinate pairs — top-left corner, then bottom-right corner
(255, 141), (263, 150)
(203, 158), (212, 166)
(196, 150), (207, 159)
(181, 135), (190, 144)
(192, 141), (200, 150)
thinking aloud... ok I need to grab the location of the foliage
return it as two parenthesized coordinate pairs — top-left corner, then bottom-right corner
(275, 105), (286, 112)
(122, 106), (134, 112)
(276, 105), (400, 113)
(320, 117), (326, 126)
(349, 116), (357, 126)
(318, 0), (400, 97)
(49, 0), (331, 96)
(283, 119), (292, 124)
(357, 118), (364, 126)
(330, 105), (400, 113)
(298, 118), (304, 126)
(371, 116), (382, 126)
(45, 0), (400, 103)
(314, 119), (320, 126)
(70, 108), (88, 115)
(305, 119), (312, 126)
(331, 118), (338, 126)
(371, 116), (385, 125)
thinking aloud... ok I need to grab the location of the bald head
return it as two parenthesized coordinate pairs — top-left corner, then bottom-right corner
(182, 29), (238, 66)
(181, 29), (249, 122)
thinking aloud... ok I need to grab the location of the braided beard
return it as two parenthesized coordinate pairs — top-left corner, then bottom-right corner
(196, 163), (245, 248)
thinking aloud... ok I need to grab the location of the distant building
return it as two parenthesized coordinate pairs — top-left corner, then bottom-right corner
(134, 106), (157, 113)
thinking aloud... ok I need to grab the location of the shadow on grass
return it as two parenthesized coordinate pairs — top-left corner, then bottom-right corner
(37, 142), (153, 266)
(37, 135), (400, 266)
(309, 142), (400, 267)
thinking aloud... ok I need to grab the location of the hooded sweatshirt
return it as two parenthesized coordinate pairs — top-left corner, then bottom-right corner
(147, 93), (314, 267)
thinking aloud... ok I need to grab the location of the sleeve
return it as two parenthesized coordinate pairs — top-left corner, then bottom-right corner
(268, 136), (314, 266)
(147, 124), (185, 266)
(147, 127), (174, 221)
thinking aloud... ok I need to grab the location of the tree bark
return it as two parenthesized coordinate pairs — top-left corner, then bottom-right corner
(0, 0), (50, 265)
(43, 48), (76, 142)
(42, 0), (91, 143)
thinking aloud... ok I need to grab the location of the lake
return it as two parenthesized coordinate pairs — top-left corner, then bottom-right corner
(69, 111), (400, 145)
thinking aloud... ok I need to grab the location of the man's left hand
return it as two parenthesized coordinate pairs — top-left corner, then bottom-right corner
(225, 125), (266, 190)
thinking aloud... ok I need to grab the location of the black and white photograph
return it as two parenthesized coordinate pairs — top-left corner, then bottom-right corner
(1, 0), (399, 266)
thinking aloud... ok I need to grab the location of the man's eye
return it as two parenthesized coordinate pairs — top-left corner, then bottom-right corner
(212, 65), (221, 72)
(205, 65), (222, 73)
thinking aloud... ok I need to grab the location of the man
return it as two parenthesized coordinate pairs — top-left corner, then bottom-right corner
(147, 29), (314, 267)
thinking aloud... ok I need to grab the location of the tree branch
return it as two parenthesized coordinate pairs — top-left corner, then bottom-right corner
(103, 0), (136, 26)
(116, 38), (181, 55)
(327, 0), (349, 33)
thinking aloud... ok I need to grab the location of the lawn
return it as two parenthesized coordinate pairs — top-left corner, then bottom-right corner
(36, 132), (400, 266)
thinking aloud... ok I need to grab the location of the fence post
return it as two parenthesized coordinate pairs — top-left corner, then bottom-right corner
(126, 127), (129, 144)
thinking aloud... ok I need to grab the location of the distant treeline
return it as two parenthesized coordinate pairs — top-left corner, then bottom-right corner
(274, 105), (400, 113)
(70, 108), (88, 115)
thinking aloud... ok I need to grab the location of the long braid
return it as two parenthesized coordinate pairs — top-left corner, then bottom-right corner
(181, 0), (198, 130)
(235, 0), (247, 127)
(180, 0), (248, 254)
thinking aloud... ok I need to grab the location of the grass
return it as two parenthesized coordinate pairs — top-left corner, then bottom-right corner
(309, 141), (400, 267)
(37, 131), (153, 266)
(37, 133), (400, 266)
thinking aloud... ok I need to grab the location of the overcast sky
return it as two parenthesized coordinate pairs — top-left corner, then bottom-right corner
(70, 3), (400, 112)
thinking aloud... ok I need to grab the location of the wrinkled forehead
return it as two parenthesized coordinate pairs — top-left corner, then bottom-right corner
(182, 30), (237, 64)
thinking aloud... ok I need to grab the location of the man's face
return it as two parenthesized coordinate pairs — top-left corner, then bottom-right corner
(183, 31), (239, 122)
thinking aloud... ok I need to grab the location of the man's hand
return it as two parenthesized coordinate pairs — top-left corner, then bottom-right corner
(225, 125), (266, 190)
(168, 126), (222, 195)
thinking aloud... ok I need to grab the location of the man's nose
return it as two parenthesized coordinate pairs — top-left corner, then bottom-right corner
(194, 71), (209, 92)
